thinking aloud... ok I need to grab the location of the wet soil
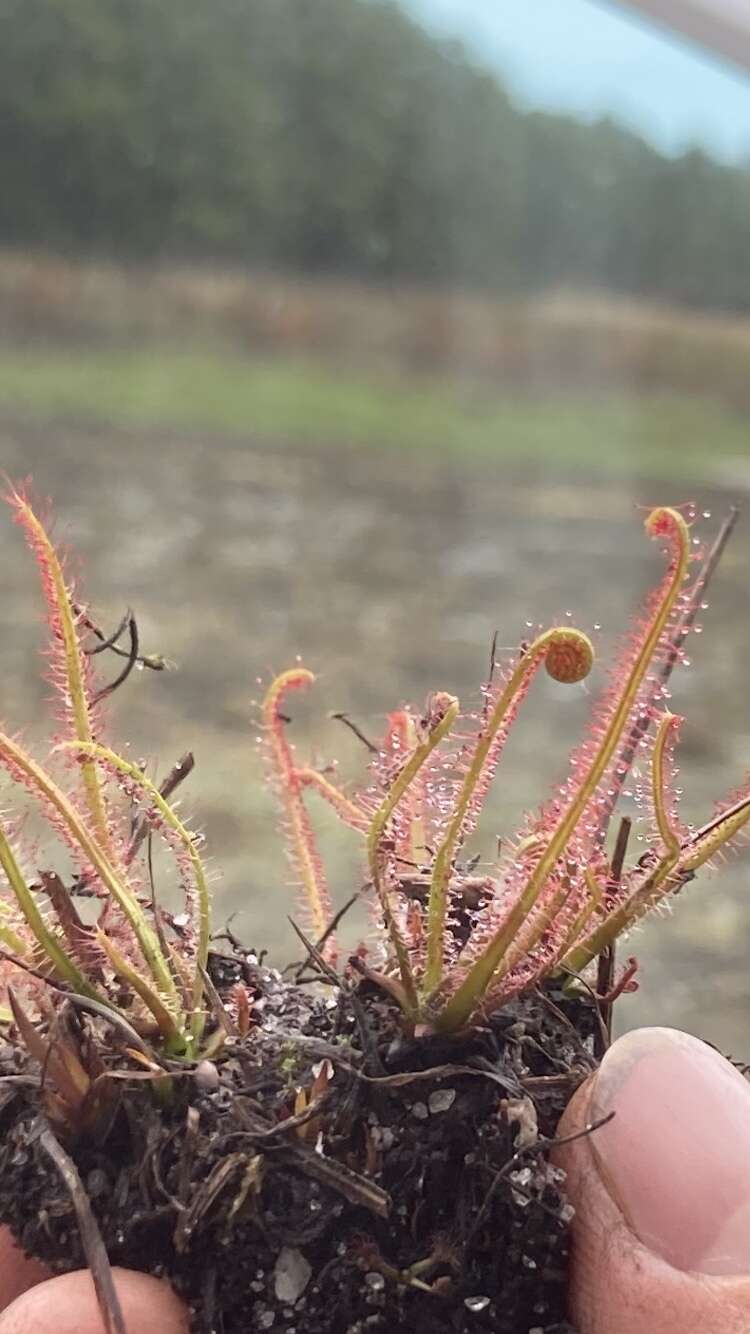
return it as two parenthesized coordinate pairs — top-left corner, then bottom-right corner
(0, 953), (595, 1333)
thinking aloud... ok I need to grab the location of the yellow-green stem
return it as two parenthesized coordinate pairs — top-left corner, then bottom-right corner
(424, 628), (592, 996)
(97, 930), (184, 1047)
(0, 900), (32, 958)
(0, 732), (178, 1009)
(398, 713), (429, 866)
(436, 508), (689, 1031)
(491, 877), (573, 991)
(296, 768), (369, 831)
(652, 713), (681, 856)
(568, 738), (750, 972)
(0, 823), (97, 996)
(681, 795), (750, 872)
(68, 744), (210, 1043)
(564, 852), (680, 973)
(570, 792), (750, 972)
(563, 714), (685, 972)
(367, 698), (459, 1014)
(16, 498), (113, 857)
(263, 670), (332, 944)
(547, 865), (605, 974)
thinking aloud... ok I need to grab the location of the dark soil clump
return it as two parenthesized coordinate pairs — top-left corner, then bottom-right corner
(0, 953), (596, 1333)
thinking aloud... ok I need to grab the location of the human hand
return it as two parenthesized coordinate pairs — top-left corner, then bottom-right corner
(2, 1026), (748, 1333)
(556, 1025), (750, 1334)
(0, 1238), (187, 1332)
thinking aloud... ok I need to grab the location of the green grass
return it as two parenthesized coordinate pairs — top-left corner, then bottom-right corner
(0, 344), (746, 479)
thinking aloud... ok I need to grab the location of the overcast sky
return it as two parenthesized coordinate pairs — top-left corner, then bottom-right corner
(401, 0), (750, 162)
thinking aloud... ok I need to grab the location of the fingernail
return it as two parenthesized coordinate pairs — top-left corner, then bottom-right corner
(589, 1026), (750, 1276)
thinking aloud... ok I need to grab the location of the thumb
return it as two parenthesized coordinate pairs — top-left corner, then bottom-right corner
(0, 1268), (188, 1333)
(555, 1026), (750, 1334)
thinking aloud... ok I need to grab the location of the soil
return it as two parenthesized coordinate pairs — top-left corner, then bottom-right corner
(0, 950), (597, 1334)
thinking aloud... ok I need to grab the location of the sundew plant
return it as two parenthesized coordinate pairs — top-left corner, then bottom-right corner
(0, 487), (748, 1080)
(0, 486), (210, 1070)
(263, 503), (750, 1032)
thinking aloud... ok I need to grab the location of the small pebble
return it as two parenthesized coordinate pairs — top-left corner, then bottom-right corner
(194, 1060), (220, 1092)
(86, 1169), (109, 1198)
(464, 1295), (491, 1312)
(274, 1246), (312, 1303)
(411, 1101), (429, 1120)
(428, 1088), (456, 1114)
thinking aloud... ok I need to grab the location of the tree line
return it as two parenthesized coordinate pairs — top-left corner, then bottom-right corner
(1, 0), (749, 311)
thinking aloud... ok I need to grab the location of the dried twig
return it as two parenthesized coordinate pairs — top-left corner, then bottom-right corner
(353, 1059), (521, 1094)
(197, 963), (237, 1037)
(39, 1123), (127, 1334)
(610, 814), (633, 884)
(595, 814), (633, 1056)
(314, 891), (361, 957)
(288, 917), (386, 1076)
(486, 629), (499, 691)
(288, 917), (339, 987)
(92, 612), (139, 701)
(329, 712), (378, 754)
(84, 607), (133, 657)
(126, 752), (195, 864)
(175, 1152), (249, 1251)
(78, 604), (167, 672)
(232, 1096), (391, 1218)
(597, 955), (639, 1005)
(173, 1106), (201, 1250)
(291, 891), (362, 981)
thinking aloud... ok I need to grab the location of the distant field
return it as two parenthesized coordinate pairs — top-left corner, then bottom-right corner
(0, 344), (746, 482)
(0, 250), (748, 482)
(5, 250), (750, 407)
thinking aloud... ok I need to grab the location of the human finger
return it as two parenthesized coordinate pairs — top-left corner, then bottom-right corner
(0, 1228), (49, 1312)
(0, 1266), (188, 1333)
(555, 1026), (750, 1334)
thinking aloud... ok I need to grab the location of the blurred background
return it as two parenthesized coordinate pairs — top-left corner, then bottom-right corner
(1, 0), (749, 1051)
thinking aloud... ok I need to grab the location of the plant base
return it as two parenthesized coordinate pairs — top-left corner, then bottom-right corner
(0, 954), (596, 1333)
